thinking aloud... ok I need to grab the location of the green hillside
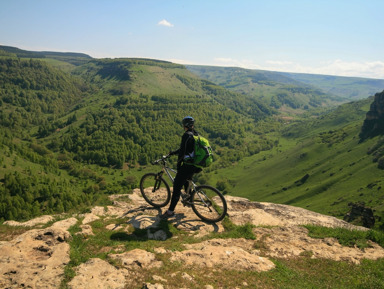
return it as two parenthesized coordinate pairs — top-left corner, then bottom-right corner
(60, 58), (275, 168)
(211, 97), (384, 230)
(186, 65), (346, 113)
(0, 55), (276, 221)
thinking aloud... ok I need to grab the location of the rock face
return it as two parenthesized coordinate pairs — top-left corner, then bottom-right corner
(0, 223), (75, 288)
(360, 90), (384, 140)
(226, 196), (367, 230)
(1, 189), (384, 288)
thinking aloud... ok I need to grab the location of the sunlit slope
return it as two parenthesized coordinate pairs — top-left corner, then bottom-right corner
(215, 98), (384, 223)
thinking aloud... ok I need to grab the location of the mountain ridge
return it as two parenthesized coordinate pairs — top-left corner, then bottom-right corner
(186, 65), (384, 112)
(0, 45), (92, 59)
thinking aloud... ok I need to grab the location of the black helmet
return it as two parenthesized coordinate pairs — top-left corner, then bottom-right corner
(182, 116), (194, 128)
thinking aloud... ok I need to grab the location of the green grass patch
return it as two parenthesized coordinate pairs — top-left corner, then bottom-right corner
(304, 225), (384, 249)
(0, 224), (30, 241)
(209, 217), (256, 240)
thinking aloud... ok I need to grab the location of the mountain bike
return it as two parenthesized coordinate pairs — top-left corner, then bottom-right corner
(139, 155), (227, 223)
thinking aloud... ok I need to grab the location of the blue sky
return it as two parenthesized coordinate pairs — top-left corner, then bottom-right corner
(1, 0), (383, 78)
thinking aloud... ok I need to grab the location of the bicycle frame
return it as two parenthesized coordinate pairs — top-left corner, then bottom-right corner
(154, 157), (196, 195)
(162, 162), (176, 183)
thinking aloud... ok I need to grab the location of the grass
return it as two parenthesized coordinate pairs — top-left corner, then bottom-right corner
(209, 216), (256, 240)
(305, 225), (384, 249)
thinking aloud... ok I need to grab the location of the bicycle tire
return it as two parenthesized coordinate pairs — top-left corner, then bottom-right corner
(191, 185), (227, 223)
(140, 173), (171, 207)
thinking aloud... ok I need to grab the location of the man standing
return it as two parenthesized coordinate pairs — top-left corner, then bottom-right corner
(161, 116), (202, 219)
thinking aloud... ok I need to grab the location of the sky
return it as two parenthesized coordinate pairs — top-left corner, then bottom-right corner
(1, 0), (384, 79)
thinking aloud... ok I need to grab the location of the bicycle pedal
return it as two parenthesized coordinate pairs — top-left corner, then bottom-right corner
(181, 200), (191, 207)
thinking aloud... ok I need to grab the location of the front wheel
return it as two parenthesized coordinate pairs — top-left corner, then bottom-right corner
(140, 173), (171, 207)
(191, 185), (227, 223)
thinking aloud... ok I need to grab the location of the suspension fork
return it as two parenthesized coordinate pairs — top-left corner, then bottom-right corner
(153, 171), (164, 191)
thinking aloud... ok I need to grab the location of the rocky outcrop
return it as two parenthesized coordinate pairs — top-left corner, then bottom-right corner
(226, 195), (367, 230)
(344, 202), (375, 228)
(360, 90), (384, 141)
(1, 189), (384, 288)
(253, 226), (383, 264)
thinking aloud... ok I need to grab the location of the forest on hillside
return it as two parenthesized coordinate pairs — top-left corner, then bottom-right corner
(0, 55), (278, 221)
(1, 46), (384, 229)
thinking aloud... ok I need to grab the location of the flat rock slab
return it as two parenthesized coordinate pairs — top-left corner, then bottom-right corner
(67, 258), (128, 289)
(254, 226), (384, 264)
(3, 215), (54, 227)
(170, 238), (275, 272)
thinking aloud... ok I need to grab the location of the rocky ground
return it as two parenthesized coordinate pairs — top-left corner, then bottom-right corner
(1, 189), (384, 289)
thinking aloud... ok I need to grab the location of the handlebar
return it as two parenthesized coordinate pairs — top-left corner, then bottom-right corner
(152, 154), (171, 165)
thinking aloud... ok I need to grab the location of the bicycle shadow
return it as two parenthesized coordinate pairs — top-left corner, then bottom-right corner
(165, 212), (223, 235)
(122, 205), (215, 234)
(110, 206), (174, 241)
(110, 222), (174, 242)
(121, 205), (160, 218)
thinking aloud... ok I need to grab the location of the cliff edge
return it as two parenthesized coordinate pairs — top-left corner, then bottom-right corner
(1, 189), (383, 288)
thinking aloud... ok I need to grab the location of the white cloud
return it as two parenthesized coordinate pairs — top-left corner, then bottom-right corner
(168, 56), (384, 79)
(314, 60), (384, 79)
(158, 19), (174, 27)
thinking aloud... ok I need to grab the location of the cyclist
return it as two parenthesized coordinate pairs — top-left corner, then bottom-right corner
(160, 116), (202, 219)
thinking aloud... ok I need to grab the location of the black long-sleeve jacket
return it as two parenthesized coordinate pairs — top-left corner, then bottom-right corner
(170, 129), (198, 169)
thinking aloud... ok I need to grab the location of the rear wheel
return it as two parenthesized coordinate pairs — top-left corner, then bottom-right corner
(191, 185), (227, 223)
(140, 173), (171, 207)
